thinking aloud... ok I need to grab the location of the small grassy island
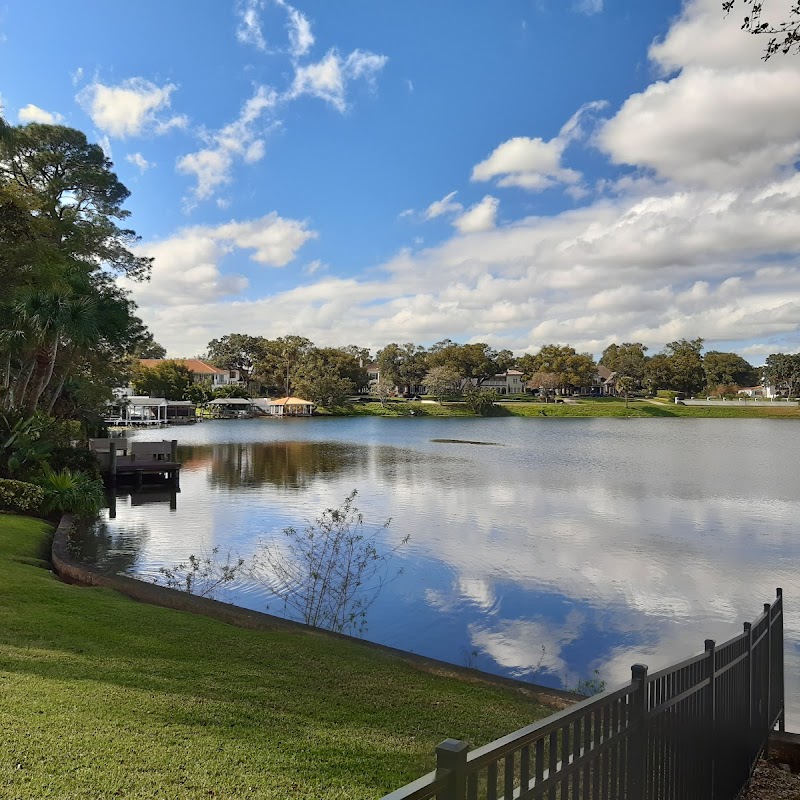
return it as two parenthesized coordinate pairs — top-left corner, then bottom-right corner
(0, 514), (557, 799)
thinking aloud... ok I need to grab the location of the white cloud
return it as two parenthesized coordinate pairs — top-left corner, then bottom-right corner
(76, 78), (187, 138)
(18, 104), (63, 124)
(423, 191), (463, 220)
(287, 48), (388, 112)
(236, 0), (267, 50)
(71, 67), (84, 87)
(98, 135), (113, 160)
(122, 212), (316, 308)
(125, 0), (800, 360)
(280, 0), (314, 57)
(214, 212), (317, 266)
(472, 102), (606, 191)
(453, 195), (499, 233)
(599, 0), (800, 189)
(600, 68), (800, 187)
(130, 169), (800, 357)
(574, 0), (603, 14)
(177, 86), (277, 201)
(126, 152), (152, 172)
(236, 0), (314, 57)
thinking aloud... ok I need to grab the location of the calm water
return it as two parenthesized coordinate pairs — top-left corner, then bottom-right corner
(77, 417), (800, 723)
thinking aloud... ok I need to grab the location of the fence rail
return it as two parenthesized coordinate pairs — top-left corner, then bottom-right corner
(383, 590), (785, 800)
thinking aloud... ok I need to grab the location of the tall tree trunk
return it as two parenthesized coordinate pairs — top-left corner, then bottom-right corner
(10, 356), (36, 411)
(45, 343), (76, 415)
(24, 338), (58, 414)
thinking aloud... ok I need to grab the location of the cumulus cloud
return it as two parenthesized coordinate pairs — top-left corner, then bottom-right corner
(122, 212), (316, 308)
(453, 195), (499, 233)
(18, 104), (63, 124)
(76, 78), (188, 138)
(600, 68), (800, 187)
(132, 165), (800, 357)
(126, 152), (152, 172)
(214, 212), (318, 266)
(599, 0), (800, 188)
(177, 86), (277, 201)
(287, 48), (388, 112)
(125, 0), (800, 360)
(472, 102), (606, 191)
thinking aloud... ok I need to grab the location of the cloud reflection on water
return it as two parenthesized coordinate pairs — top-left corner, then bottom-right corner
(98, 419), (800, 722)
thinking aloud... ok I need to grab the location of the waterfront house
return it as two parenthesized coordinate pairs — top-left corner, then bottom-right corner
(478, 370), (525, 395)
(595, 365), (617, 396)
(138, 358), (241, 389)
(737, 386), (766, 398)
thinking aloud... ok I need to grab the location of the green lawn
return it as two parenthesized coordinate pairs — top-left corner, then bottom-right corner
(0, 515), (554, 799)
(321, 398), (800, 419)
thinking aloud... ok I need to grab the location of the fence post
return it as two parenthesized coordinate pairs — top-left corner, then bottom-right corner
(436, 739), (469, 800)
(777, 588), (785, 732)
(744, 622), (753, 757)
(109, 443), (117, 488)
(705, 640), (718, 799)
(765, 602), (772, 735)
(627, 663), (648, 800)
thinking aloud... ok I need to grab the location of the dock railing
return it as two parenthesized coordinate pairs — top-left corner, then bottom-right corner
(382, 589), (785, 800)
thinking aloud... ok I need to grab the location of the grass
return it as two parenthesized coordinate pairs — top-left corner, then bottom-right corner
(0, 515), (555, 799)
(318, 401), (475, 417)
(320, 398), (800, 419)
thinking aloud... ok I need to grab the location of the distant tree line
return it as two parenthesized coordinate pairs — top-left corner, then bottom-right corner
(176, 333), (800, 405)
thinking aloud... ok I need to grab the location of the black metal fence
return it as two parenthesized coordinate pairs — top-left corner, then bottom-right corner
(382, 590), (785, 800)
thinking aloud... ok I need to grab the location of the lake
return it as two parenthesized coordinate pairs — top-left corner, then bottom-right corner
(76, 417), (800, 724)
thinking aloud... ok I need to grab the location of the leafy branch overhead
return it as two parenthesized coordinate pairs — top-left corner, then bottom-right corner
(723, 0), (800, 58)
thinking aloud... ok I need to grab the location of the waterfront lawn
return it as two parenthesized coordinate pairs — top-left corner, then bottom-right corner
(320, 398), (800, 419)
(320, 400), (475, 417)
(0, 515), (555, 800)
(503, 399), (800, 419)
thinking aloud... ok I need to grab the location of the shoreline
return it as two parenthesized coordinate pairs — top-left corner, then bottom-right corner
(51, 514), (580, 709)
(313, 398), (800, 419)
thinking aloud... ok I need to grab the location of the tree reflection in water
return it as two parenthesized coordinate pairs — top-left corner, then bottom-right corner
(202, 441), (367, 489)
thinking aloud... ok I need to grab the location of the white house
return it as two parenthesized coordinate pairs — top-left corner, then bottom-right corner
(138, 358), (241, 388)
(478, 370), (525, 395)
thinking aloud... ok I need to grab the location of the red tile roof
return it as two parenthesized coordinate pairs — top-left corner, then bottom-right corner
(138, 359), (228, 375)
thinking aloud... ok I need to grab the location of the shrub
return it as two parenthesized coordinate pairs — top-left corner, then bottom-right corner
(48, 446), (102, 480)
(464, 387), (500, 416)
(156, 547), (245, 598)
(0, 478), (45, 513)
(0, 411), (52, 480)
(34, 466), (105, 517)
(251, 490), (408, 635)
(32, 414), (83, 447)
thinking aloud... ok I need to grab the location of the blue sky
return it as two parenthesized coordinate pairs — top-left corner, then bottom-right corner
(3, 0), (800, 359)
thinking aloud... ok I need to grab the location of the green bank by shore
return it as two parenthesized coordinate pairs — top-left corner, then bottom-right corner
(319, 398), (800, 419)
(0, 514), (556, 800)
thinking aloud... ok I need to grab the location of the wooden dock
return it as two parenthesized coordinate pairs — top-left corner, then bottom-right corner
(91, 438), (182, 488)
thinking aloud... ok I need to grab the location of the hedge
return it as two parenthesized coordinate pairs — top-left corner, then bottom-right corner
(0, 478), (45, 513)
